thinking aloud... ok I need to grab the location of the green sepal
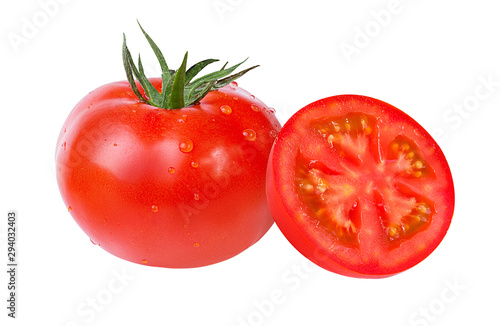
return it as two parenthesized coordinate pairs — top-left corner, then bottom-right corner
(169, 52), (188, 110)
(122, 22), (258, 109)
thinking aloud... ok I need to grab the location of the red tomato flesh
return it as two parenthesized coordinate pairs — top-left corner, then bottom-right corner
(267, 95), (455, 278)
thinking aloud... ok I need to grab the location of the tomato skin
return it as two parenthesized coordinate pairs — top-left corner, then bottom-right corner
(267, 95), (455, 278)
(56, 78), (280, 268)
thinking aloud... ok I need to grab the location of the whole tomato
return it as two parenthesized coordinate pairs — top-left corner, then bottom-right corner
(56, 24), (281, 268)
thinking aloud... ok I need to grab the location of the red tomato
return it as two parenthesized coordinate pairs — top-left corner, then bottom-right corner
(56, 79), (280, 268)
(267, 95), (455, 278)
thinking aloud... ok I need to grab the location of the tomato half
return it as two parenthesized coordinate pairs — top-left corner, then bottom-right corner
(56, 79), (281, 268)
(267, 95), (454, 278)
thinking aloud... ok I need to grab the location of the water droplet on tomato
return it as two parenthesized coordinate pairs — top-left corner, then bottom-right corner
(114, 143), (117, 146)
(251, 105), (259, 112)
(178, 115), (188, 123)
(142, 259), (148, 264)
(179, 139), (194, 153)
(90, 239), (97, 245)
(269, 108), (276, 114)
(194, 194), (200, 201)
(151, 205), (159, 213)
(62, 142), (66, 150)
(68, 206), (72, 212)
(191, 161), (199, 168)
(269, 130), (278, 138)
(250, 95), (256, 99)
(220, 105), (232, 115)
(233, 97), (239, 101)
(230, 81), (238, 88)
(193, 242), (200, 247)
(262, 107), (267, 112)
(243, 129), (257, 141)
(168, 167), (176, 174)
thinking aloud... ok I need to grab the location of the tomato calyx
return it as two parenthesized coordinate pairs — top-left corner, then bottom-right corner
(122, 21), (258, 110)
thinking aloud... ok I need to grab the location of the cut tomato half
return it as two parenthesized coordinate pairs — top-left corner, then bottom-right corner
(267, 95), (455, 278)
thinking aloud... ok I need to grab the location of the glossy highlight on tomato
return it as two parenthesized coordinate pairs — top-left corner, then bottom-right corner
(266, 95), (454, 278)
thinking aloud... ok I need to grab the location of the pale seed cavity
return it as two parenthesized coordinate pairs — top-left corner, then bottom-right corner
(386, 201), (432, 242)
(388, 137), (432, 178)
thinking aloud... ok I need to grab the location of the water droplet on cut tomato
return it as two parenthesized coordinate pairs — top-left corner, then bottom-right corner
(151, 205), (159, 213)
(220, 105), (232, 115)
(243, 129), (257, 141)
(179, 139), (194, 153)
(168, 167), (176, 174)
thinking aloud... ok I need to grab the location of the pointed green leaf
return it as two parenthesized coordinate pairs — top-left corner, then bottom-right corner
(137, 54), (162, 104)
(186, 80), (217, 106)
(214, 65), (259, 89)
(188, 58), (248, 91)
(137, 21), (171, 81)
(160, 75), (175, 109)
(185, 59), (219, 85)
(122, 34), (148, 103)
(169, 52), (188, 110)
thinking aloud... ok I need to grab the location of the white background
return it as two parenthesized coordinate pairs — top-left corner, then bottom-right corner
(1, 0), (499, 325)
